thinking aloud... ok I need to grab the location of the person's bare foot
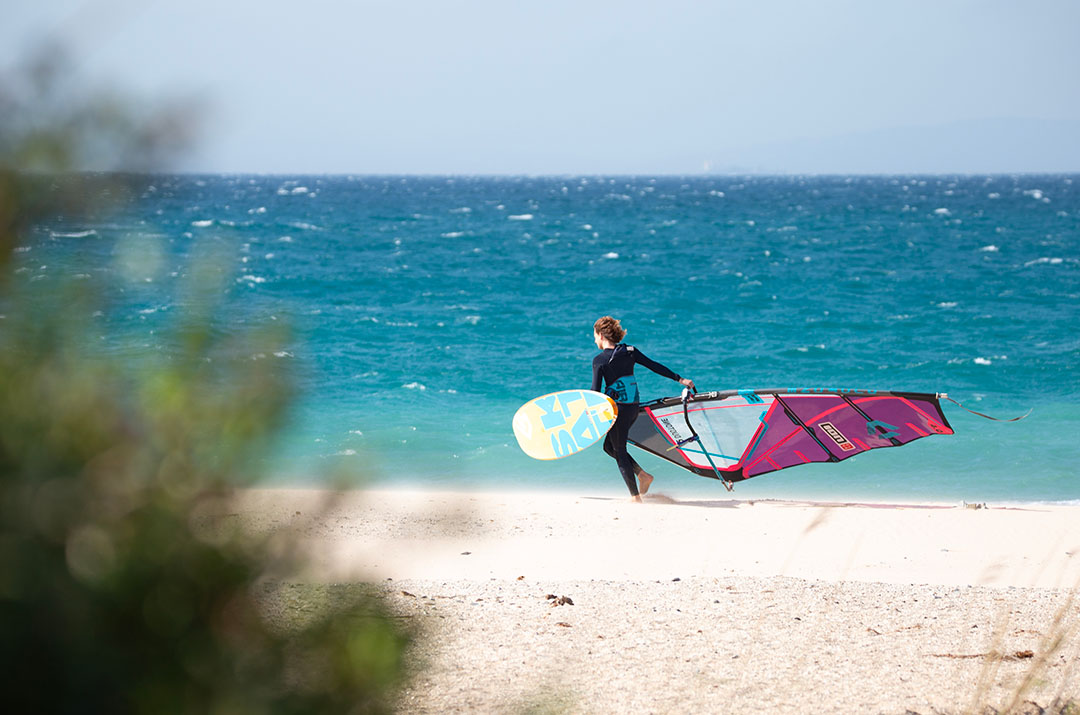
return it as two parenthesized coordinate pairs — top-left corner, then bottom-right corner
(637, 471), (654, 495)
(630, 494), (643, 503)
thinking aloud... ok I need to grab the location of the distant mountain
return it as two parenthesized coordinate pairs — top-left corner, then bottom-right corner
(707, 118), (1080, 174)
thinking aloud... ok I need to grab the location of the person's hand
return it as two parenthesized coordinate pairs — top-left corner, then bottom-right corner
(679, 377), (696, 393)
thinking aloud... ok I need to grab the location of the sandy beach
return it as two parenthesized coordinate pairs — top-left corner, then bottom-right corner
(226, 488), (1080, 713)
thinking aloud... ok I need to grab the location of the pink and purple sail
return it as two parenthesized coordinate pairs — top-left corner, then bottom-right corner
(628, 389), (954, 486)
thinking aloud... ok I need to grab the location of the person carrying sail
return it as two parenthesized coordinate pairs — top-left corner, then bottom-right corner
(591, 316), (695, 502)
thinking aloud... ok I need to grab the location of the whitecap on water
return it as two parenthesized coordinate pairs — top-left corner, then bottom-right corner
(1024, 257), (1070, 267)
(980, 245), (999, 252)
(237, 275), (266, 284)
(191, 220), (214, 227)
(602, 252), (619, 259)
(441, 231), (466, 238)
(508, 214), (533, 221)
(402, 382), (427, 391)
(933, 208), (951, 216)
(50, 229), (98, 238)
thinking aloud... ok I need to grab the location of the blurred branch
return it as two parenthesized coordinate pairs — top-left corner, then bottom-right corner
(0, 37), (409, 713)
(0, 42), (199, 279)
(0, 41), (200, 172)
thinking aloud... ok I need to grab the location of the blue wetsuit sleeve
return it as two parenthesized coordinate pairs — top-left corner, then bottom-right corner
(633, 350), (681, 382)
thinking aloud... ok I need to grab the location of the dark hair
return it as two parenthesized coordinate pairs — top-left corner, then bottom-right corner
(593, 316), (627, 343)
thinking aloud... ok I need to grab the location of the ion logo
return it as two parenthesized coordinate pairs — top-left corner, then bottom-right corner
(819, 422), (856, 452)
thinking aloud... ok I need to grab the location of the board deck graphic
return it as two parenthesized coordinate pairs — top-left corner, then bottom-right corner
(512, 389), (618, 460)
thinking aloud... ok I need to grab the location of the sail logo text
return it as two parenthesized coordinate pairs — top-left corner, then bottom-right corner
(659, 417), (687, 444)
(818, 422), (856, 452)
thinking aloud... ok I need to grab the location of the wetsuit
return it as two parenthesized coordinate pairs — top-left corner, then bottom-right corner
(591, 344), (682, 496)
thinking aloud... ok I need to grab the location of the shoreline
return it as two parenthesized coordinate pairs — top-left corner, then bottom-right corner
(262, 471), (1080, 509)
(225, 487), (1080, 589)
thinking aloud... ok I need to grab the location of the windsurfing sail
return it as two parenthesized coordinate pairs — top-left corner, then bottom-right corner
(627, 388), (954, 489)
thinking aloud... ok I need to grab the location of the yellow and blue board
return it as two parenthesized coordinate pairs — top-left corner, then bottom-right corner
(512, 389), (618, 460)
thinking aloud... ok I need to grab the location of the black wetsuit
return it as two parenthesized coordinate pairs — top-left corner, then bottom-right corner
(591, 344), (682, 496)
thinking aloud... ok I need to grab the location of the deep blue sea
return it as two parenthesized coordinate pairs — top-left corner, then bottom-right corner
(24, 175), (1080, 503)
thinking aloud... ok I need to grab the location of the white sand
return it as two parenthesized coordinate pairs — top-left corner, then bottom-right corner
(225, 488), (1080, 713)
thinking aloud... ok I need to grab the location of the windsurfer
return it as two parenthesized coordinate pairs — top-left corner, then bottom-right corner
(591, 316), (695, 503)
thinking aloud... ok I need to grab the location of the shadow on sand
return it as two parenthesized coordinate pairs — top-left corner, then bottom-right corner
(579, 494), (992, 510)
(580, 493), (743, 509)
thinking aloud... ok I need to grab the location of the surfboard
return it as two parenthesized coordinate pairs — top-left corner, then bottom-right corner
(512, 389), (618, 460)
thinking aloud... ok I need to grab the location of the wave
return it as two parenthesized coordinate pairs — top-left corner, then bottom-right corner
(50, 230), (98, 238)
(285, 221), (322, 231)
(1024, 257), (1077, 267)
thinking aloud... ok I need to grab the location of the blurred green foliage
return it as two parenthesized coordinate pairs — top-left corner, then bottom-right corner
(0, 46), (408, 713)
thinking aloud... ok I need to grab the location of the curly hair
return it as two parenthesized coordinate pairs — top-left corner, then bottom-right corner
(593, 316), (627, 343)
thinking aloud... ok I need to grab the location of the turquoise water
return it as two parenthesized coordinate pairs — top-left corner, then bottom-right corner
(26, 175), (1080, 503)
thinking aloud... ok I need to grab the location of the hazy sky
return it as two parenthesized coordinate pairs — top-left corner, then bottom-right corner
(4, 0), (1079, 174)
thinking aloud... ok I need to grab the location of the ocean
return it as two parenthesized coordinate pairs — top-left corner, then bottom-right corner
(25, 175), (1080, 503)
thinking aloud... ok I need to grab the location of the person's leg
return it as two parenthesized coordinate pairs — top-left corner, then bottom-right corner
(604, 439), (647, 482)
(637, 467), (654, 495)
(607, 407), (641, 497)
